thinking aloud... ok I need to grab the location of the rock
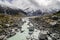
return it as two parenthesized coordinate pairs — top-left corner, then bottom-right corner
(7, 32), (16, 38)
(38, 34), (48, 40)
(50, 21), (57, 26)
(28, 31), (33, 35)
(5, 24), (10, 27)
(52, 15), (58, 20)
(20, 30), (24, 33)
(0, 35), (5, 40)
(28, 27), (34, 31)
(50, 33), (60, 39)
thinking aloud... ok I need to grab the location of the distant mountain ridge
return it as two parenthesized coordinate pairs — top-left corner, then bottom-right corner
(0, 5), (27, 16)
(0, 4), (59, 16)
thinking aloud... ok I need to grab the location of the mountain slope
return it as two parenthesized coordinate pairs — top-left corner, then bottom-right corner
(0, 0), (60, 16)
(0, 5), (27, 17)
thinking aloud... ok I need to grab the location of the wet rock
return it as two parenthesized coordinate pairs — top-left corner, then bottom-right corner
(20, 30), (24, 33)
(28, 27), (34, 31)
(50, 33), (60, 40)
(7, 32), (16, 38)
(38, 34), (48, 40)
(28, 31), (33, 35)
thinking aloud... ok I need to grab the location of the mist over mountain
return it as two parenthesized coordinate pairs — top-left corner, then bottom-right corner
(0, 0), (60, 16)
(0, 5), (27, 15)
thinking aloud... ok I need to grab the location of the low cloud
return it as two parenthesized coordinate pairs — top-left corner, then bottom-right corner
(0, 0), (60, 13)
(31, 0), (60, 13)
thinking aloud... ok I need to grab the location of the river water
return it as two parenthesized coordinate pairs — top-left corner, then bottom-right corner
(8, 18), (30, 40)
(7, 18), (43, 40)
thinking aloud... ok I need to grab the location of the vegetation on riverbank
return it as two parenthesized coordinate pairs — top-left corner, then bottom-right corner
(0, 14), (20, 33)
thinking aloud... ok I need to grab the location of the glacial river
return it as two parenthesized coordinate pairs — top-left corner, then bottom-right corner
(7, 18), (41, 40)
(8, 19), (32, 40)
(8, 18), (30, 40)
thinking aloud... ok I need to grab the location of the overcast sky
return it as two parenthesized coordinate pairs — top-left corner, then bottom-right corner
(0, 0), (60, 13)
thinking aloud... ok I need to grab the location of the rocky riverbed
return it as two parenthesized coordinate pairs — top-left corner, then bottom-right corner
(0, 13), (60, 40)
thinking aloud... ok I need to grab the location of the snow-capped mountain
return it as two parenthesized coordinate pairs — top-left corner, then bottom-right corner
(0, 4), (27, 16)
(0, 0), (38, 11)
(0, 0), (60, 16)
(0, 0), (38, 16)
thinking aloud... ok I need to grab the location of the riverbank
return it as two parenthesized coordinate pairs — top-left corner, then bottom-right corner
(0, 13), (60, 40)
